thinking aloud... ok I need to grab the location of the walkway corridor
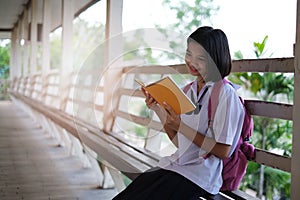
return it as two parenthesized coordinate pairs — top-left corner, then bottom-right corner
(0, 101), (117, 200)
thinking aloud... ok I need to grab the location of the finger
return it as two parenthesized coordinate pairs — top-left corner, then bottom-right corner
(141, 87), (147, 97)
(163, 102), (174, 115)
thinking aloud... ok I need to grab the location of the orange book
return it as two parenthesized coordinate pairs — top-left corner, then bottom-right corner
(135, 76), (196, 114)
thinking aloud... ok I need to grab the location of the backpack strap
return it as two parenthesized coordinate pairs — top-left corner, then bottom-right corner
(203, 80), (226, 159)
(183, 81), (193, 94)
(208, 80), (224, 128)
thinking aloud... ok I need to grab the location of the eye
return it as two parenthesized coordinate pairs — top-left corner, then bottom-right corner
(197, 56), (206, 61)
(185, 50), (192, 56)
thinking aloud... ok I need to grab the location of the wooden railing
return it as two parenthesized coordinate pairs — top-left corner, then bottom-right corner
(8, 57), (294, 200)
(0, 78), (10, 100)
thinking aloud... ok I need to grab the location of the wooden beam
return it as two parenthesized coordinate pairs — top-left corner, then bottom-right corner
(254, 148), (291, 172)
(59, 0), (74, 111)
(103, 0), (124, 131)
(245, 100), (293, 120)
(42, 0), (51, 75)
(22, 8), (29, 76)
(10, 27), (17, 80)
(30, 0), (38, 74)
(232, 58), (294, 73)
(291, 0), (300, 198)
(122, 58), (294, 74)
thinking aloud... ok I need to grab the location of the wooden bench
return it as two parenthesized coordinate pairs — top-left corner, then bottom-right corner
(9, 88), (257, 200)
(9, 58), (294, 199)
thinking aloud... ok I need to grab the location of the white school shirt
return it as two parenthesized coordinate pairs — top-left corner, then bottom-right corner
(158, 79), (245, 195)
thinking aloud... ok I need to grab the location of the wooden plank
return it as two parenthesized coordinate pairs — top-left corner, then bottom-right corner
(222, 190), (260, 200)
(254, 148), (291, 172)
(71, 98), (95, 108)
(80, 129), (151, 173)
(118, 87), (144, 98)
(44, 93), (58, 98)
(245, 100), (293, 120)
(232, 58), (294, 73)
(94, 104), (104, 112)
(71, 84), (96, 90)
(114, 110), (163, 131)
(46, 107), (159, 167)
(95, 86), (104, 92)
(123, 65), (186, 74)
(118, 89), (294, 120)
(122, 58), (294, 74)
(291, 0), (300, 197)
(11, 92), (157, 172)
(107, 131), (161, 162)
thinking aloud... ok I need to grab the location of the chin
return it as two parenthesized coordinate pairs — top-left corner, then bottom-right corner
(189, 70), (200, 76)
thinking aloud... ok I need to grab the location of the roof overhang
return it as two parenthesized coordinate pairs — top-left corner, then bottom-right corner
(0, 0), (98, 39)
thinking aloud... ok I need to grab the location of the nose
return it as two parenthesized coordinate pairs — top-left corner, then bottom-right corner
(190, 57), (198, 67)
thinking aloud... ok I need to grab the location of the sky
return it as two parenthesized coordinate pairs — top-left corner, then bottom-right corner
(62, 0), (298, 59)
(211, 0), (297, 58)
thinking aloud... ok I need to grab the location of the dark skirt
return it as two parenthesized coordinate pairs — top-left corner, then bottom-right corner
(112, 168), (211, 200)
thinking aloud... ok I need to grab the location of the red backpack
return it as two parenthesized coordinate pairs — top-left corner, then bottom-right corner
(183, 79), (256, 191)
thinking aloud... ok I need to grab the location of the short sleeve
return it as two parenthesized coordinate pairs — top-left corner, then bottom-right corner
(212, 84), (245, 145)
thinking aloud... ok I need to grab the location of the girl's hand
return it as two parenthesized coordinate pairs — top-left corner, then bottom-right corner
(142, 88), (160, 112)
(162, 102), (181, 132)
(141, 88), (180, 131)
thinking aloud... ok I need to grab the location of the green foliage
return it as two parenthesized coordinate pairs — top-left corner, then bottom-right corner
(123, 0), (219, 65)
(0, 41), (10, 100)
(73, 17), (105, 68)
(0, 42), (10, 78)
(230, 36), (293, 199)
(50, 29), (62, 70)
(254, 35), (269, 58)
(162, 0), (219, 35)
(233, 50), (243, 60)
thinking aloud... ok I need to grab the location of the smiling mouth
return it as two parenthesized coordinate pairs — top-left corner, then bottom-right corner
(189, 65), (200, 73)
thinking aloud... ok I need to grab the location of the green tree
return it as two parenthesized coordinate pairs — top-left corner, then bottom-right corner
(0, 41), (10, 78)
(162, 0), (218, 35)
(230, 36), (293, 199)
(123, 0), (219, 65)
(73, 17), (105, 69)
(160, 0), (219, 58)
(0, 41), (10, 100)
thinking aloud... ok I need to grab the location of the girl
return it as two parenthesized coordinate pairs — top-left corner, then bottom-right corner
(113, 26), (245, 199)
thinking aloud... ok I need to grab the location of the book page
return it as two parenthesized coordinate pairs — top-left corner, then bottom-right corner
(136, 77), (196, 114)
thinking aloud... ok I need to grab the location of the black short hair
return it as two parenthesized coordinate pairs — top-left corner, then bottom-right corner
(188, 26), (232, 81)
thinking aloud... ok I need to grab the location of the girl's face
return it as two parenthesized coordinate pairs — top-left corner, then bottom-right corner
(185, 40), (208, 78)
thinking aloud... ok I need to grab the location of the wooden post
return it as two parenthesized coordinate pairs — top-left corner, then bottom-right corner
(30, 0), (38, 74)
(59, 0), (74, 111)
(103, 0), (123, 131)
(42, 0), (51, 75)
(291, 0), (300, 198)
(41, 0), (51, 102)
(23, 8), (29, 77)
(15, 21), (22, 77)
(10, 28), (17, 80)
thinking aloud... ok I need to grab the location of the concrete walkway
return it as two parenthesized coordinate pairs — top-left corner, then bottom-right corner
(0, 101), (117, 200)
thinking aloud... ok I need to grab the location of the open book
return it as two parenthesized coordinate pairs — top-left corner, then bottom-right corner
(135, 76), (196, 114)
